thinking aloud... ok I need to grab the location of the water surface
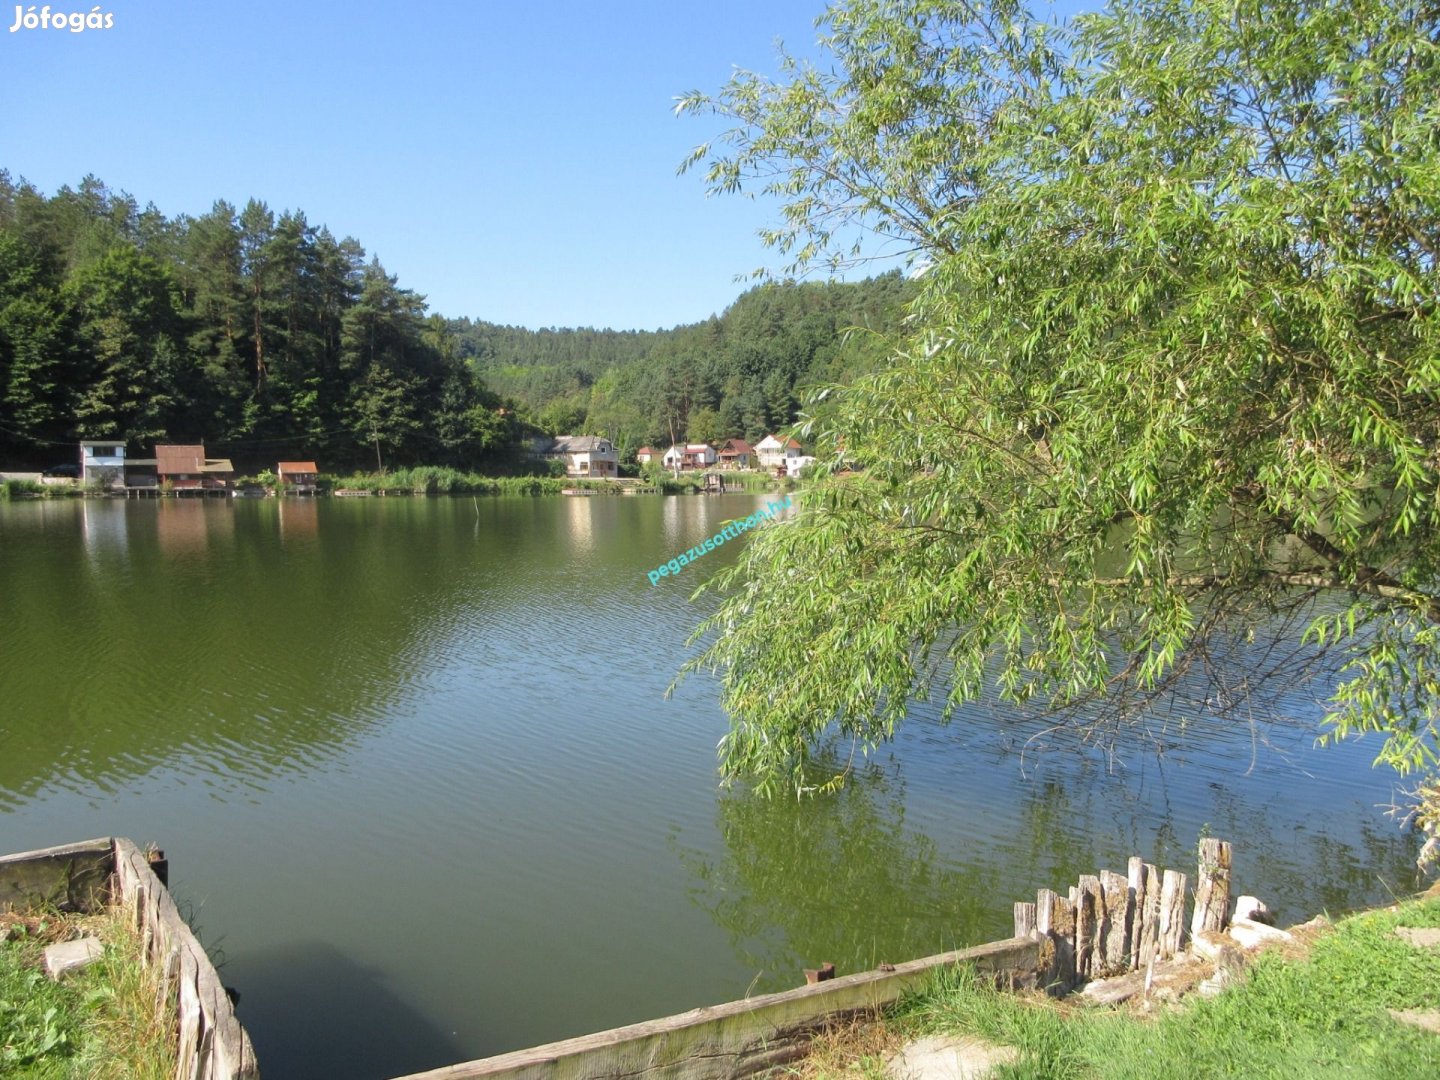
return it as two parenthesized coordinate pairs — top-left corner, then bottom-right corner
(0, 495), (1421, 1078)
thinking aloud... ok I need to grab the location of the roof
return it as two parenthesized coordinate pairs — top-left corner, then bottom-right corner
(79, 439), (123, 447)
(550, 435), (611, 453)
(636, 446), (656, 455)
(155, 444), (204, 474)
(684, 444), (712, 452)
(200, 459), (234, 474)
(719, 439), (753, 455)
(277, 461), (319, 473)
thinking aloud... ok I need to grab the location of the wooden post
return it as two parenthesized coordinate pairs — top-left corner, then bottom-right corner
(1036, 888), (1076, 993)
(1157, 869), (1188, 959)
(1100, 870), (1131, 975)
(1127, 857), (1146, 971)
(1191, 838), (1232, 936)
(1014, 901), (1037, 938)
(146, 848), (168, 888)
(1137, 862), (1162, 971)
(803, 963), (835, 985)
(1075, 875), (1103, 981)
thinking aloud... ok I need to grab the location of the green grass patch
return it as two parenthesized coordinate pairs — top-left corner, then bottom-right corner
(852, 897), (1440, 1080)
(0, 479), (75, 500)
(325, 468), (607, 495)
(1, 909), (177, 1080)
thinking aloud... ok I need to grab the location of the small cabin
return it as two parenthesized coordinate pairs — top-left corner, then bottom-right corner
(717, 439), (755, 470)
(155, 444), (233, 496)
(276, 461), (319, 496)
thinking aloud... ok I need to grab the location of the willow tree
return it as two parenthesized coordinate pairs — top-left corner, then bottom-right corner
(676, 0), (1440, 859)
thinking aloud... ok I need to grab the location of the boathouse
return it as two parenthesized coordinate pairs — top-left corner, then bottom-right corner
(80, 440), (127, 489)
(276, 461), (319, 495)
(156, 444), (234, 496)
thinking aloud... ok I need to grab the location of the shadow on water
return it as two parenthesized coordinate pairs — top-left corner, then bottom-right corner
(231, 941), (468, 1080)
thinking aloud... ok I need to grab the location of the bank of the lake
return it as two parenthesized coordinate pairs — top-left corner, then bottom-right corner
(801, 890), (1440, 1080)
(0, 495), (1424, 1080)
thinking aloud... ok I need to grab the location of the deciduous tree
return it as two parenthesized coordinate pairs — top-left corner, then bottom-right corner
(679, 0), (1440, 864)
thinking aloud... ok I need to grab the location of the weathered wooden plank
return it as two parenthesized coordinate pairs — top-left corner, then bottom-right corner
(111, 839), (259, 1080)
(0, 838), (114, 913)
(1191, 838), (1232, 937)
(1036, 888), (1076, 993)
(1100, 870), (1131, 975)
(391, 936), (1043, 1080)
(1137, 863), (1162, 972)
(175, 946), (201, 1080)
(1157, 869), (1188, 960)
(0, 839), (254, 1080)
(1126, 857), (1145, 970)
(156, 949), (180, 1027)
(1014, 901), (1036, 938)
(1075, 875), (1101, 980)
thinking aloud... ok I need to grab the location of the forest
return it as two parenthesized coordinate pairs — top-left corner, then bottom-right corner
(0, 171), (910, 471)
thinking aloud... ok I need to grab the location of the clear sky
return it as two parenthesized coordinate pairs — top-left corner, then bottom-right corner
(2, 0), (1086, 332)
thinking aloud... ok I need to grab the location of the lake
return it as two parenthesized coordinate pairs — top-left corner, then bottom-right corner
(0, 495), (1422, 1078)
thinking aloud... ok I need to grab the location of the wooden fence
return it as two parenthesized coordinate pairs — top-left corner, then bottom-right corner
(0, 837), (258, 1080)
(2, 834), (1237, 1080)
(1014, 837), (1232, 991)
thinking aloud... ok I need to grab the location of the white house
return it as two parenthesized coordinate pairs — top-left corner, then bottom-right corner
(662, 443), (717, 470)
(548, 435), (618, 479)
(80, 440), (126, 488)
(787, 455), (817, 478)
(755, 434), (803, 471)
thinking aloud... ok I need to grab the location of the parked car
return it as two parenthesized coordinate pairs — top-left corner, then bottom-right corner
(41, 464), (81, 478)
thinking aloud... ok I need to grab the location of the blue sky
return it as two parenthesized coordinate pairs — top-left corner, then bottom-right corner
(2, 0), (1084, 331)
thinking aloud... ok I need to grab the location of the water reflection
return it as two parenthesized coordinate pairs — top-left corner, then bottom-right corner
(676, 759), (974, 984)
(154, 500), (234, 556)
(0, 500), (500, 802)
(277, 498), (318, 545)
(80, 498), (128, 564)
(678, 726), (1423, 990)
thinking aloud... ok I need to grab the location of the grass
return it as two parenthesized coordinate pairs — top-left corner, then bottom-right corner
(795, 896), (1440, 1080)
(1, 907), (177, 1079)
(1, 480), (81, 500)
(325, 465), (797, 496)
(325, 466), (624, 495)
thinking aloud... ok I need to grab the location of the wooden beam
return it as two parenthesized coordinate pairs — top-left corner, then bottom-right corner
(391, 936), (1042, 1080)
(0, 838), (113, 914)
(1014, 901), (1037, 938)
(1099, 870), (1131, 976)
(1157, 869), (1188, 960)
(1191, 839), (1232, 937)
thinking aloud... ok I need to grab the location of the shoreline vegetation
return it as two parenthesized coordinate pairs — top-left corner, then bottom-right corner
(0, 906), (178, 1079)
(798, 891), (1440, 1080)
(0, 466), (797, 500)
